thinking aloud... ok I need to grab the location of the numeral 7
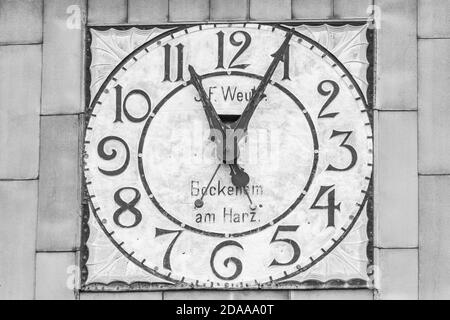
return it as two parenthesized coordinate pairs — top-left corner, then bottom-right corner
(155, 228), (183, 271)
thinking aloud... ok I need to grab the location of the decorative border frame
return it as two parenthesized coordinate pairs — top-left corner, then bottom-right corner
(80, 21), (375, 292)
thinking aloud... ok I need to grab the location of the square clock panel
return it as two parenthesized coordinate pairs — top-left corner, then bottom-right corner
(81, 22), (374, 291)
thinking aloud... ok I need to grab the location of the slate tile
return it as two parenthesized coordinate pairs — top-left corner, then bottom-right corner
(0, 45), (41, 179)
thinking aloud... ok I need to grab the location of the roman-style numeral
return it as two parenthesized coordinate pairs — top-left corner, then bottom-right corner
(163, 43), (185, 82)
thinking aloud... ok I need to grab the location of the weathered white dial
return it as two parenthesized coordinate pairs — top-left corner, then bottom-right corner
(84, 24), (373, 287)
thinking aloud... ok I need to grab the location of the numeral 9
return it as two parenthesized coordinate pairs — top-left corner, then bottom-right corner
(97, 136), (130, 176)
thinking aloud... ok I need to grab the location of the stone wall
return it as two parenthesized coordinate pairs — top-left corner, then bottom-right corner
(0, 0), (448, 300)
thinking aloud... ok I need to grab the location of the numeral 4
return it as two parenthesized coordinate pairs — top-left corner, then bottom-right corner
(310, 186), (341, 228)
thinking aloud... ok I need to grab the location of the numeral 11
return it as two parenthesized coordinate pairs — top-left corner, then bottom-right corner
(163, 43), (184, 82)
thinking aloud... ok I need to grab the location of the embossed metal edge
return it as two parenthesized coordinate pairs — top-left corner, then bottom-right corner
(365, 25), (375, 290)
(82, 279), (368, 292)
(80, 28), (93, 290)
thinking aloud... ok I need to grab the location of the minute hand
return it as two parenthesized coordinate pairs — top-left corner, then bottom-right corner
(234, 30), (294, 135)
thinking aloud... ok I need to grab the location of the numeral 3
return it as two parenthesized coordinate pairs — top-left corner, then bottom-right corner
(327, 130), (358, 172)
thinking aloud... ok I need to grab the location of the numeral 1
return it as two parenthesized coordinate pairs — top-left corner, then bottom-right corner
(163, 43), (185, 82)
(271, 44), (291, 80)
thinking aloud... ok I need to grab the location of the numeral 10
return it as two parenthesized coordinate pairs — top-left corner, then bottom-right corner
(114, 85), (152, 123)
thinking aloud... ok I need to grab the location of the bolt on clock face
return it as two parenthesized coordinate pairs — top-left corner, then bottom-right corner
(84, 24), (373, 287)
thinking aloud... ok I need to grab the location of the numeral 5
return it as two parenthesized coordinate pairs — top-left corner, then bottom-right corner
(269, 226), (300, 267)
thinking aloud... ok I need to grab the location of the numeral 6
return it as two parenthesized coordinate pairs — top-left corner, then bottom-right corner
(210, 240), (244, 281)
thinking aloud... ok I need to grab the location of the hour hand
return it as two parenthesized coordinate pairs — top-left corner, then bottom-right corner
(229, 164), (250, 188)
(188, 65), (224, 135)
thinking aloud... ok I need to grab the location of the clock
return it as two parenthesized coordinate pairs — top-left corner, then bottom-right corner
(83, 23), (373, 288)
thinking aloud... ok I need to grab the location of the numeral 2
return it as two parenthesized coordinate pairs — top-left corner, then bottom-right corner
(317, 80), (340, 119)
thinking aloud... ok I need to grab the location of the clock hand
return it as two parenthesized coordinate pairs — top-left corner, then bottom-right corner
(194, 164), (221, 209)
(189, 65), (241, 164)
(226, 32), (294, 184)
(234, 29), (294, 140)
(188, 65), (226, 144)
(229, 164), (250, 188)
(244, 188), (257, 212)
(229, 165), (257, 211)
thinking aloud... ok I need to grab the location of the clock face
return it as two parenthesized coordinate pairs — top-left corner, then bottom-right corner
(84, 24), (373, 288)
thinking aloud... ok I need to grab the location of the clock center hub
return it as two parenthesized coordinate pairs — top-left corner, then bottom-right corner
(138, 72), (318, 237)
